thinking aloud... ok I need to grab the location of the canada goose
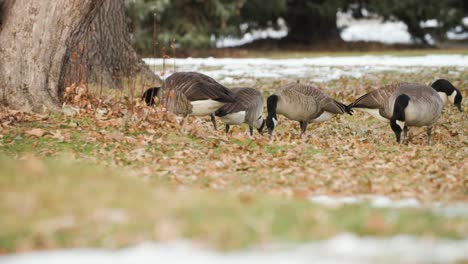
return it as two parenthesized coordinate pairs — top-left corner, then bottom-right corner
(347, 79), (463, 121)
(347, 80), (463, 143)
(266, 83), (351, 136)
(431, 79), (463, 112)
(142, 72), (236, 129)
(214, 87), (265, 136)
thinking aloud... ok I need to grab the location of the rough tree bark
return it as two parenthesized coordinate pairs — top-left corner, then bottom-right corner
(0, 0), (159, 112)
(63, 0), (159, 90)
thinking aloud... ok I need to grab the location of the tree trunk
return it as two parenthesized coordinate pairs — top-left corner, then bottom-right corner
(0, 0), (159, 112)
(286, 15), (340, 43)
(0, 0), (104, 112)
(63, 0), (160, 90)
(284, 0), (341, 44)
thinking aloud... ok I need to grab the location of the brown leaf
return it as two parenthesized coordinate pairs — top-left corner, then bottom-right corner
(25, 128), (46, 138)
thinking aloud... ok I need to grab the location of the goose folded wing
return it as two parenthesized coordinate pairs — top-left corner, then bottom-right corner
(348, 91), (382, 109)
(184, 82), (236, 103)
(322, 99), (348, 114)
(215, 101), (245, 117)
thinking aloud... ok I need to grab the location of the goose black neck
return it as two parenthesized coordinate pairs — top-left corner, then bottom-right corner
(267, 95), (278, 119)
(390, 94), (410, 143)
(142, 87), (160, 106)
(431, 79), (455, 95)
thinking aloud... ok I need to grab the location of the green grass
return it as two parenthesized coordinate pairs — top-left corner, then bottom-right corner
(0, 156), (466, 253)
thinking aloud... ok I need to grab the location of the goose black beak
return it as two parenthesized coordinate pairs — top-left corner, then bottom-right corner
(456, 103), (463, 112)
(267, 128), (273, 136)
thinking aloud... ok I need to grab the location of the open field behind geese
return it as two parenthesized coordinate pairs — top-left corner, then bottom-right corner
(0, 54), (467, 259)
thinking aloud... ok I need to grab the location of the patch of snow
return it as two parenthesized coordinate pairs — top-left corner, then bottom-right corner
(216, 19), (288, 48)
(309, 195), (468, 217)
(219, 13), (468, 47)
(340, 20), (412, 44)
(424, 34), (436, 45)
(370, 196), (420, 208)
(144, 55), (468, 85)
(420, 19), (439, 28)
(337, 11), (412, 44)
(2, 234), (468, 264)
(447, 26), (468, 40)
(309, 195), (361, 205)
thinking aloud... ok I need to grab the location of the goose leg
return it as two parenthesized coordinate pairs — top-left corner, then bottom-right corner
(299, 121), (308, 135)
(427, 126), (433, 144)
(249, 125), (254, 136)
(210, 114), (217, 130)
(225, 124), (230, 133)
(403, 126), (408, 143)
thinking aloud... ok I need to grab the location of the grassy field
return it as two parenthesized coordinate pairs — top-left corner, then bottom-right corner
(0, 64), (467, 253)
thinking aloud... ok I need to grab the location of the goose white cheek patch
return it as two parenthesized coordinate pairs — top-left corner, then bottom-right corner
(396, 120), (405, 130)
(272, 117), (278, 127)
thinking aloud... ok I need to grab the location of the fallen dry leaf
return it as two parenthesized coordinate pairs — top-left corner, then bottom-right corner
(25, 128), (46, 138)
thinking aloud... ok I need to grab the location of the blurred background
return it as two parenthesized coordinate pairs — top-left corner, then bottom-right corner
(124, 0), (468, 56)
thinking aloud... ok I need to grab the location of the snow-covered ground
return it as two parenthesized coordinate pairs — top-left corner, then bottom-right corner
(309, 195), (468, 218)
(144, 55), (468, 85)
(2, 234), (467, 264)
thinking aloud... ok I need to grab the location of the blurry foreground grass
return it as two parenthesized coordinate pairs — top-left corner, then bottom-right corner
(1, 156), (467, 253)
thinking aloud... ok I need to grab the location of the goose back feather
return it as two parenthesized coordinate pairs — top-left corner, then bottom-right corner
(347, 83), (401, 120)
(161, 72), (236, 116)
(275, 83), (347, 122)
(215, 87), (264, 127)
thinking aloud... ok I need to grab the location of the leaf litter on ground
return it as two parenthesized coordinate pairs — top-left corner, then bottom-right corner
(0, 67), (466, 253)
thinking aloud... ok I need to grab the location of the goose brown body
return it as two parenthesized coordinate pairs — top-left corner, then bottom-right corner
(347, 82), (457, 143)
(348, 83), (444, 126)
(389, 85), (444, 127)
(266, 83), (349, 135)
(215, 87), (264, 135)
(275, 83), (347, 122)
(162, 72), (236, 117)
